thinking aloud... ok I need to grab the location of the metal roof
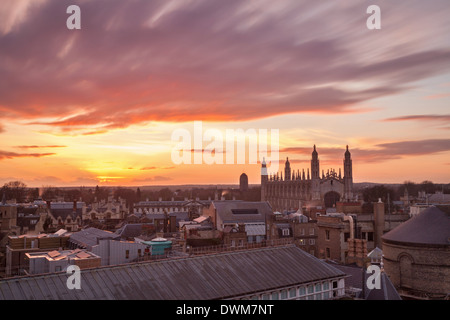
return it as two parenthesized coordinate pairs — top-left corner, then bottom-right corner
(0, 245), (346, 300)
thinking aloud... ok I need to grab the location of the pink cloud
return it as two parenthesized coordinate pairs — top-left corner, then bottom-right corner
(0, 0), (449, 134)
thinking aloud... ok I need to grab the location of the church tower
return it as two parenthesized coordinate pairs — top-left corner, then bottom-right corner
(284, 157), (291, 181)
(261, 157), (268, 201)
(311, 145), (321, 200)
(343, 145), (354, 201)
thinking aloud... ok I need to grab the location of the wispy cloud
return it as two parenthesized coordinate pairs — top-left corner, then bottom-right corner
(15, 145), (67, 149)
(1, 0), (450, 133)
(280, 139), (450, 163)
(382, 114), (450, 122)
(0, 150), (56, 160)
(140, 165), (176, 170)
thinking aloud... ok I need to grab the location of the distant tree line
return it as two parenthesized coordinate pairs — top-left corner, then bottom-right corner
(360, 180), (450, 213)
(0, 181), (261, 207)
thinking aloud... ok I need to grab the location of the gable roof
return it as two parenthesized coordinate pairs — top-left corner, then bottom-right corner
(0, 245), (346, 300)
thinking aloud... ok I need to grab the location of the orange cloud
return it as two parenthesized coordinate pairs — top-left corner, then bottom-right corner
(0, 150), (56, 160)
(15, 145), (66, 149)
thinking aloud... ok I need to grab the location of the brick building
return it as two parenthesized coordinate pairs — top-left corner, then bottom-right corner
(382, 206), (450, 299)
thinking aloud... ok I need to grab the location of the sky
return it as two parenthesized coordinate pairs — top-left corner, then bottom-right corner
(0, 0), (449, 187)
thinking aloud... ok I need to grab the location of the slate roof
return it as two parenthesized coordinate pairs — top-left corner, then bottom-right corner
(49, 203), (84, 220)
(327, 262), (401, 300)
(212, 201), (272, 224)
(115, 224), (143, 239)
(0, 245), (346, 300)
(382, 206), (450, 247)
(364, 272), (402, 300)
(69, 228), (120, 250)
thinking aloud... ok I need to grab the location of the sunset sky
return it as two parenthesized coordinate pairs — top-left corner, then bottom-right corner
(0, 0), (449, 187)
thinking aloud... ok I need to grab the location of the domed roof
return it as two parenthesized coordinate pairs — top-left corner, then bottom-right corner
(382, 206), (450, 247)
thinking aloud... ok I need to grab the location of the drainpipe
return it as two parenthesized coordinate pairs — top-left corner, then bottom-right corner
(343, 215), (354, 239)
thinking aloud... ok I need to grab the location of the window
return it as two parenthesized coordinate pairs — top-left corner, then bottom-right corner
(326, 247), (331, 258)
(309, 228), (315, 235)
(300, 228), (305, 236)
(367, 232), (374, 242)
(289, 288), (296, 298)
(231, 240), (236, 247)
(282, 228), (290, 236)
(309, 239), (315, 245)
(323, 292), (330, 299)
(262, 294), (270, 300)
(315, 283), (321, 292)
(299, 239), (306, 246)
(325, 230), (330, 240)
(138, 249), (142, 257)
(344, 232), (350, 242)
(125, 250), (130, 259)
(298, 287), (306, 296)
(55, 266), (62, 272)
(271, 292), (279, 300)
(323, 282), (330, 291)
(238, 240), (244, 247)
(315, 293), (322, 300)
(280, 290), (287, 300)
(307, 285), (314, 294)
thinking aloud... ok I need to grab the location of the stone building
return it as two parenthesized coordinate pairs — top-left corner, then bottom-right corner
(203, 200), (272, 244)
(267, 210), (318, 257)
(316, 201), (410, 265)
(261, 145), (354, 212)
(382, 206), (450, 299)
(239, 173), (249, 192)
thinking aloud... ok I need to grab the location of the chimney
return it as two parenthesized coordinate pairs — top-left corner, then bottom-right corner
(158, 197), (162, 202)
(373, 199), (385, 249)
(73, 200), (77, 212)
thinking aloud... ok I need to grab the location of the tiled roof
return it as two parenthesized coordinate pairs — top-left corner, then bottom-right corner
(0, 245), (346, 300)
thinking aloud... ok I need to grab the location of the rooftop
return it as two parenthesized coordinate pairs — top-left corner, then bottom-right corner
(0, 245), (346, 300)
(69, 227), (120, 249)
(26, 249), (100, 261)
(382, 206), (450, 247)
(212, 200), (272, 223)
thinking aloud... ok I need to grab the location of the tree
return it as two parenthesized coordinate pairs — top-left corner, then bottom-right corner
(2, 181), (27, 203)
(419, 180), (436, 194)
(362, 185), (395, 204)
(136, 187), (142, 201)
